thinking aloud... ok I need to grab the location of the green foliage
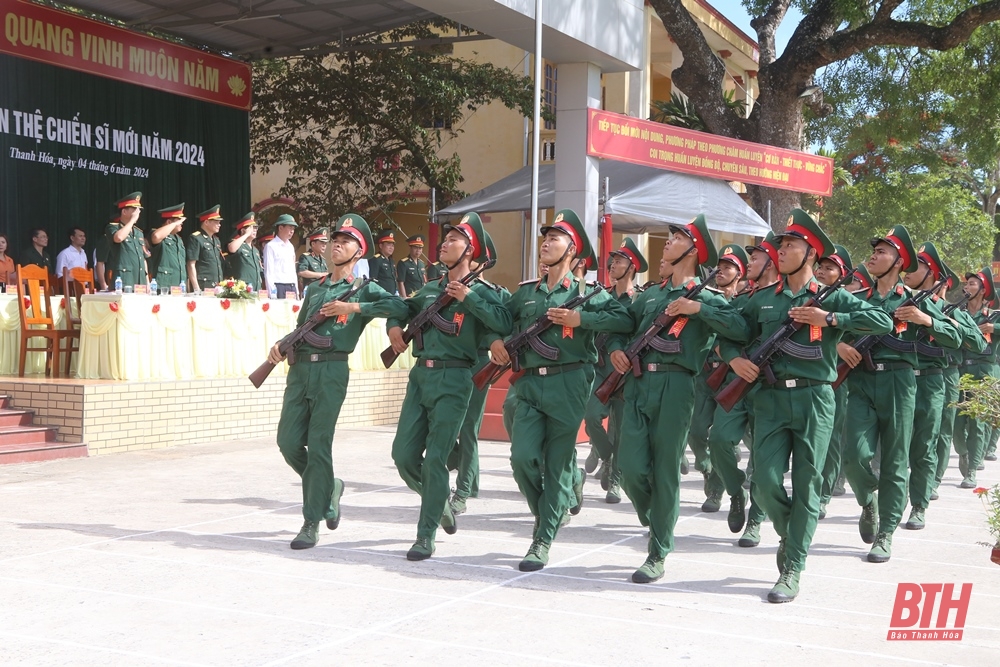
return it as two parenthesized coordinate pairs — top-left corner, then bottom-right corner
(251, 21), (538, 227)
(973, 483), (1000, 548)
(954, 373), (1000, 547)
(819, 171), (993, 274)
(649, 90), (747, 131)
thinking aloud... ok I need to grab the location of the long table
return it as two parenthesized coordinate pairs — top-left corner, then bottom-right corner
(74, 293), (414, 381)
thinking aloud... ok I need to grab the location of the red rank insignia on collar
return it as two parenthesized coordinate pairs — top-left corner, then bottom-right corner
(896, 285), (905, 295)
(808, 282), (819, 293)
(686, 280), (696, 290)
(562, 277), (572, 289)
(346, 275), (353, 283)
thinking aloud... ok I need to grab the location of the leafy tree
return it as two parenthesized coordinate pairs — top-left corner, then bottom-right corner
(647, 0), (1000, 229)
(252, 22), (538, 228)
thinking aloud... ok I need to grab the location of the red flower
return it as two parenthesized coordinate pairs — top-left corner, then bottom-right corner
(60, 298), (66, 309)
(226, 280), (235, 288)
(221, 299), (231, 310)
(262, 303), (270, 312)
(974, 487), (989, 497)
(187, 301), (196, 312)
(151, 304), (161, 314)
(22, 297), (30, 310)
(292, 304), (300, 313)
(109, 302), (119, 312)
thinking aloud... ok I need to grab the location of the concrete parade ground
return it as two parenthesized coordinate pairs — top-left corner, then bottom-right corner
(1, 427), (998, 666)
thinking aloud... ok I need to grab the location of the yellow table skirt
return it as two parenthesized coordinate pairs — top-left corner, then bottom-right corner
(0, 292), (72, 375)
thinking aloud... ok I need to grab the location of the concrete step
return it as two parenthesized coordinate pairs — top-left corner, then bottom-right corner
(0, 394), (10, 409)
(0, 440), (89, 465)
(0, 409), (35, 428)
(0, 425), (58, 446)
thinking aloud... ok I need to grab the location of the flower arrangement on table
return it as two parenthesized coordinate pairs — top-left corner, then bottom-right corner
(216, 278), (256, 300)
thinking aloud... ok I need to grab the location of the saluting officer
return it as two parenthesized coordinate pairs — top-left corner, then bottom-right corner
(226, 213), (264, 290)
(297, 228), (329, 292)
(841, 224), (960, 564)
(387, 213), (512, 561)
(609, 214), (745, 585)
(148, 203), (187, 290)
(722, 210), (893, 602)
(397, 235), (428, 297)
(185, 205), (225, 292)
(370, 229), (398, 294)
(270, 214), (407, 550)
(106, 192), (148, 287)
(583, 238), (647, 504)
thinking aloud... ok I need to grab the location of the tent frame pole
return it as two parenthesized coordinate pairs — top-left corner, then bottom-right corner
(529, 0), (543, 280)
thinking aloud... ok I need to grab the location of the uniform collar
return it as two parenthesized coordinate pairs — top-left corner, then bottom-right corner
(537, 271), (577, 292)
(774, 276), (821, 296)
(660, 276), (700, 291)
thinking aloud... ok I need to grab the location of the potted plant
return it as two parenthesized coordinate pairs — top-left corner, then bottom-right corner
(973, 484), (1000, 565)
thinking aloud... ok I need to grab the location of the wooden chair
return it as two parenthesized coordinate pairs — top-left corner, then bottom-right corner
(60, 267), (94, 376)
(15, 264), (71, 377)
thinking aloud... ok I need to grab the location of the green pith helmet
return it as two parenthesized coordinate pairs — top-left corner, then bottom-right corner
(718, 243), (749, 276)
(914, 241), (947, 282)
(852, 263), (874, 290)
(274, 213), (298, 228)
(941, 260), (961, 291)
(820, 244), (853, 278)
(777, 208), (834, 258)
(483, 231), (497, 264)
(610, 237), (648, 274)
(443, 212), (490, 263)
(334, 214), (375, 260)
(540, 209), (595, 266)
(746, 231), (778, 265)
(871, 224), (917, 273)
(965, 266), (996, 302)
(669, 213), (718, 267)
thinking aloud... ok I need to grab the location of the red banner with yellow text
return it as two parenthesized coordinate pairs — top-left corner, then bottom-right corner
(588, 109), (833, 197)
(1, 0), (251, 110)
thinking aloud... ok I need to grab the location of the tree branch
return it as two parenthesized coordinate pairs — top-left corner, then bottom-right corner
(750, 0), (792, 67)
(874, 0), (905, 23)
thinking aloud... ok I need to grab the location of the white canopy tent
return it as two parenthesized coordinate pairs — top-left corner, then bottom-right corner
(437, 161), (771, 237)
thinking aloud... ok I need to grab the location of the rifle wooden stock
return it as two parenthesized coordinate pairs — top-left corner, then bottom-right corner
(714, 367), (752, 413)
(472, 359), (508, 391)
(248, 361), (276, 389)
(594, 368), (626, 404)
(705, 361), (729, 391)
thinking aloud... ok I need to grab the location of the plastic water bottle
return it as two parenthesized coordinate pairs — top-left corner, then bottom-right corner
(149, 278), (158, 296)
(180, 282), (187, 295)
(269, 284), (276, 300)
(114, 276), (122, 294)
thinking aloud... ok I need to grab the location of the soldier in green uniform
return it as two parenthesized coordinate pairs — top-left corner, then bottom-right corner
(841, 224), (961, 564)
(185, 205), (225, 292)
(148, 203), (188, 291)
(813, 245), (854, 520)
(297, 228), (329, 292)
(952, 267), (999, 488)
(448, 232), (509, 515)
(583, 238), (647, 504)
(723, 210), (893, 602)
(226, 213), (264, 290)
(397, 235), (428, 297)
(388, 213), (512, 561)
(499, 210), (630, 571)
(426, 242), (447, 282)
(370, 229), (398, 294)
(105, 192), (148, 287)
(270, 214), (407, 549)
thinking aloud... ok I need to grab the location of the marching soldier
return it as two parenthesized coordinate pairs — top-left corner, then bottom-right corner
(397, 235), (428, 297)
(583, 238), (647, 504)
(370, 230), (398, 294)
(609, 214), (746, 584)
(297, 228), (329, 292)
(148, 203), (188, 291)
(499, 210), (631, 571)
(387, 213), (511, 561)
(185, 205), (225, 292)
(813, 245), (854, 520)
(841, 224), (960, 564)
(270, 214), (407, 549)
(722, 210), (893, 602)
(106, 192), (148, 287)
(226, 213), (264, 290)
(426, 243), (447, 282)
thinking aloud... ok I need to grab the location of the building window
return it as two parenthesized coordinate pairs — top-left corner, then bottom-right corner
(544, 63), (557, 130)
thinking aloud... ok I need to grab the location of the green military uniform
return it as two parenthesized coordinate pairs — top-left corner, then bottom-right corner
(105, 192), (147, 287)
(398, 235), (428, 296)
(224, 212), (264, 290)
(686, 351), (726, 503)
(389, 213), (511, 560)
(277, 214), (407, 549)
(297, 253), (328, 290)
(721, 210), (894, 601)
(426, 260), (447, 282)
(149, 203), (188, 290)
(185, 205), (225, 290)
(842, 225), (960, 563)
(370, 229), (397, 294)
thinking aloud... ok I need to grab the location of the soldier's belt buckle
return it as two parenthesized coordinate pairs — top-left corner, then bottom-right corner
(538, 367), (548, 376)
(647, 363), (656, 372)
(309, 354), (320, 362)
(425, 360), (435, 368)
(875, 363), (885, 371)
(710, 362), (720, 368)
(785, 379), (797, 388)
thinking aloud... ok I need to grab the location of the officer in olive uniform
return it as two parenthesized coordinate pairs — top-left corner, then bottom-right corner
(397, 235), (428, 297)
(226, 213), (264, 290)
(722, 210), (893, 602)
(841, 224), (961, 564)
(426, 243), (447, 282)
(148, 203), (188, 290)
(297, 228), (329, 292)
(609, 215), (746, 585)
(813, 245), (854, 520)
(370, 229), (398, 294)
(270, 214), (407, 549)
(105, 192), (148, 287)
(447, 231), (509, 515)
(583, 238), (647, 504)
(185, 205), (225, 292)
(388, 213), (512, 561)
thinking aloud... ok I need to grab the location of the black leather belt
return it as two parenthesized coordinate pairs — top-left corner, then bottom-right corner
(418, 359), (471, 369)
(289, 351), (348, 365)
(643, 363), (692, 374)
(526, 362), (586, 377)
(766, 378), (829, 389)
(914, 368), (944, 377)
(963, 358), (992, 366)
(860, 361), (913, 373)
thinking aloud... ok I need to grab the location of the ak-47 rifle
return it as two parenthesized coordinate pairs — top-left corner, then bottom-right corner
(249, 277), (372, 388)
(380, 259), (496, 368)
(831, 276), (948, 390)
(592, 269), (719, 405)
(472, 284), (605, 390)
(714, 274), (852, 413)
(704, 285), (762, 391)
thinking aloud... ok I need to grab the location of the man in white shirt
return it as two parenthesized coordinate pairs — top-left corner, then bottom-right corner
(264, 214), (299, 299)
(55, 227), (88, 279)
